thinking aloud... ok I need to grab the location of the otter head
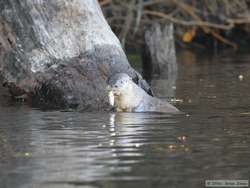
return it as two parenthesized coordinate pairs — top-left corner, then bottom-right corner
(107, 73), (133, 106)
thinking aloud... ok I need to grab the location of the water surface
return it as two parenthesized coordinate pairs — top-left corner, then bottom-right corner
(0, 52), (250, 188)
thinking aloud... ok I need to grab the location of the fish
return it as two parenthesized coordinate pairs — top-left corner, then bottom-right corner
(108, 90), (115, 106)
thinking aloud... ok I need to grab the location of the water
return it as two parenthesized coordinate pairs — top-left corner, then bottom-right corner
(0, 51), (250, 188)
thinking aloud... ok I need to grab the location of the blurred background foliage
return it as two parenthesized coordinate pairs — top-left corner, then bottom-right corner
(99, 0), (250, 51)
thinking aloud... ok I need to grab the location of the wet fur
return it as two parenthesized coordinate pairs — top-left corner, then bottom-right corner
(109, 73), (179, 113)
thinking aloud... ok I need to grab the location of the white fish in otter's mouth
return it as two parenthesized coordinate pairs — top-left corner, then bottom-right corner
(107, 73), (180, 113)
(108, 90), (114, 106)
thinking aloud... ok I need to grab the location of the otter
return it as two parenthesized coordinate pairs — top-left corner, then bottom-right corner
(107, 73), (180, 113)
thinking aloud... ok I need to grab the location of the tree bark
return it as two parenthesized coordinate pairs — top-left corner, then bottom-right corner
(142, 23), (177, 79)
(0, 0), (150, 110)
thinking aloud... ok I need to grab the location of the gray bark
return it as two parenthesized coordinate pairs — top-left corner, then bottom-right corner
(0, 0), (151, 110)
(143, 23), (177, 79)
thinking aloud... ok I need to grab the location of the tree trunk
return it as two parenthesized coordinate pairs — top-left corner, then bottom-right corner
(0, 0), (150, 110)
(142, 23), (177, 79)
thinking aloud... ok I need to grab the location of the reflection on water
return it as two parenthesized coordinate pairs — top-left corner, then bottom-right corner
(0, 52), (250, 188)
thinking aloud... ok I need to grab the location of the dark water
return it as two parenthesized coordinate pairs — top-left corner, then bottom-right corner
(0, 52), (250, 188)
